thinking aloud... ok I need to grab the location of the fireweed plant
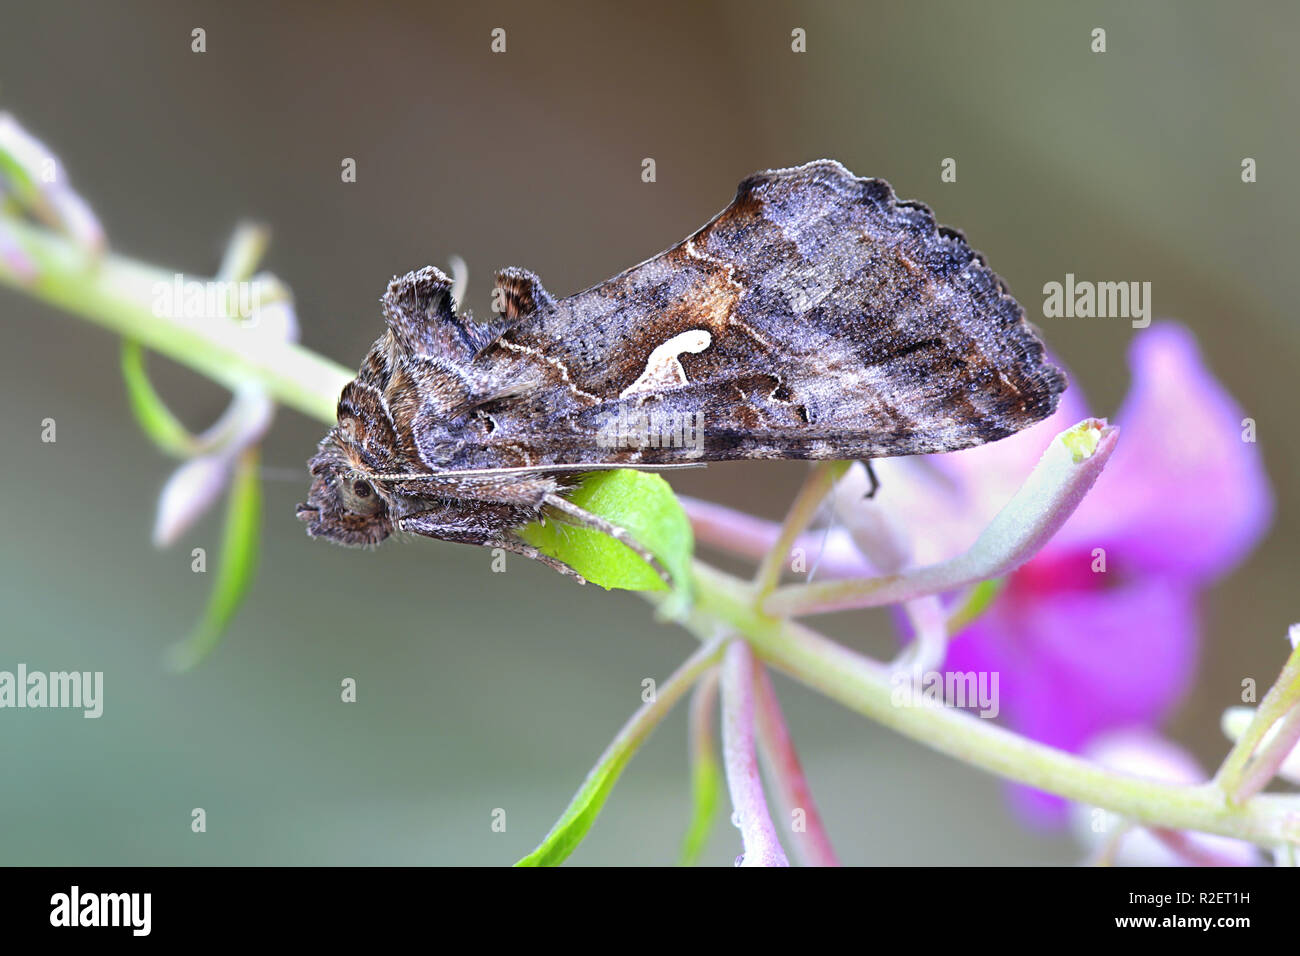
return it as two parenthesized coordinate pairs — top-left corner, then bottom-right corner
(3, 116), (1296, 867)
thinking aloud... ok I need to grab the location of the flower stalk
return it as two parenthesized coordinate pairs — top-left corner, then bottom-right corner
(0, 217), (352, 422)
(1214, 633), (1300, 802)
(753, 665), (840, 866)
(762, 420), (1118, 617)
(721, 640), (789, 866)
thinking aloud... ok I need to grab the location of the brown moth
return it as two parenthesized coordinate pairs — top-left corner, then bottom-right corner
(298, 160), (1066, 581)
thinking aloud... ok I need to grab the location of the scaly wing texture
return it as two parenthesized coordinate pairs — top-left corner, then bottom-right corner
(474, 159), (1064, 464)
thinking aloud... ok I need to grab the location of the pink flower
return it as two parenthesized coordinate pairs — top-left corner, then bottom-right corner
(883, 323), (1272, 823)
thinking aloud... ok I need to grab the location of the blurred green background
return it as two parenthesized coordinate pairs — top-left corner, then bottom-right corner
(2, 0), (1296, 865)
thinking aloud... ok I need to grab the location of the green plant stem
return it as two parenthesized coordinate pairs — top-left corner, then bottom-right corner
(0, 218), (352, 422)
(679, 667), (722, 866)
(6, 221), (1299, 851)
(1214, 639), (1300, 799)
(691, 561), (1300, 848)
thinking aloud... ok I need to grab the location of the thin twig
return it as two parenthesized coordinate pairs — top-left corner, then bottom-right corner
(1232, 704), (1300, 803)
(721, 641), (788, 866)
(752, 461), (850, 597)
(1214, 637), (1300, 799)
(753, 665), (841, 866)
(764, 421), (1118, 617)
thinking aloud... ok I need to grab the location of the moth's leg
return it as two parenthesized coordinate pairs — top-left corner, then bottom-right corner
(487, 535), (588, 584)
(541, 492), (672, 586)
(398, 505), (585, 583)
(860, 460), (880, 500)
(388, 473), (560, 508)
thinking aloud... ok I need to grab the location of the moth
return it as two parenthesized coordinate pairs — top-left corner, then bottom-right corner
(298, 160), (1066, 580)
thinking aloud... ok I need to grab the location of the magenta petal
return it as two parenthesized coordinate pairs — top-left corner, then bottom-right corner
(945, 573), (1200, 825)
(1055, 323), (1272, 579)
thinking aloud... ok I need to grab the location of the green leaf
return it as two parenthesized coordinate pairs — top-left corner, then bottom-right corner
(518, 470), (693, 603)
(678, 753), (722, 866)
(515, 638), (727, 867)
(167, 448), (261, 671)
(514, 735), (640, 868)
(678, 676), (723, 866)
(121, 339), (198, 457)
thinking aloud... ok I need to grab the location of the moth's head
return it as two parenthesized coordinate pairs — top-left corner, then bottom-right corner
(296, 435), (394, 547)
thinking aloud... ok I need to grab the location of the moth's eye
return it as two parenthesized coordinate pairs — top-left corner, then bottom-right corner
(338, 475), (383, 516)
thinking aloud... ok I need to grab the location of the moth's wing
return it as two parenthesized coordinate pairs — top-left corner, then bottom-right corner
(478, 160), (1065, 464)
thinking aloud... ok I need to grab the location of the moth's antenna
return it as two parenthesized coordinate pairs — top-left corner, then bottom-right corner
(259, 465), (311, 482)
(804, 497), (837, 585)
(806, 461), (862, 584)
(371, 461), (707, 481)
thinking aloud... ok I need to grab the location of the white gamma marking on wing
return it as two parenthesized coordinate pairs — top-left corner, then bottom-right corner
(620, 329), (713, 398)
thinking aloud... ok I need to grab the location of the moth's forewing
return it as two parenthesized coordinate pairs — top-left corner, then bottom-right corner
(453, 160), (1065, 469)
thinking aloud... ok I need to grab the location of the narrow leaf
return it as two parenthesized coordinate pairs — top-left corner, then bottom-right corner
(167, 447), (261, 671)
(516, 637), (727, 867)
(678, 668), (722, 865)
(121, 339), (198, 457)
